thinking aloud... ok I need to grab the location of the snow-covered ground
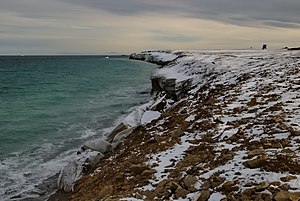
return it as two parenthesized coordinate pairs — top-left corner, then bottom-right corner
(70, 49), (300, 201)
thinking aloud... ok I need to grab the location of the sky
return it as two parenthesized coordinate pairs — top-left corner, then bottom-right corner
(0, 0), (300, 54)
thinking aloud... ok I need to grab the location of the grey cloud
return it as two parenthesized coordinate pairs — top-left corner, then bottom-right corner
(152, 33), (199, 42)
(60, 0), (300, 28)
(262, 21), (300, 29)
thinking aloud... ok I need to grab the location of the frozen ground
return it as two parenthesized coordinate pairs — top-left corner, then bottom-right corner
(70, 50), (300, 201)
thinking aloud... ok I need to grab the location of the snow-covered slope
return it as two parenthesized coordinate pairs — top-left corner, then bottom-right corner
(69, 50), (300, 201)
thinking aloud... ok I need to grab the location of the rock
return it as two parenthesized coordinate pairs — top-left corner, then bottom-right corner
(129, 51), (176, 66)
(149, 179), (175, 199)
(129, 164), (150, 175)
(183, 175), (197, 192)
(280, 175), (297, 182)
(175, 186), (189, 199)
(221, 181), (238, 193)
(243, 155), (267, 168)
(141, 169), (156, 176)
(242, 188), (256, 197)
(112, 126), (137, 145)
(204, 97), (216, 105)
(255, 181), (269, 191)
(248, 148), (265, 158)
(274, 190), (300, 201)
(197, 190), (211, 201)
(83, 139), (112, 153)
(87, 152), (105, 170)
(172, 129), (184, 138)
(151, 75), (192, 101)
(107, 122), (128, 142)
(290, 130), (300, 136)
(210, 175), (225, 188)
(271, 142), (282, 148)
(57, 151), (101, 192)
(150, 96), (166, 111)
(248, 97), (257, 106)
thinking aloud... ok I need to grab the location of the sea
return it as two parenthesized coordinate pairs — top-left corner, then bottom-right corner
(0, 55), (155, 200)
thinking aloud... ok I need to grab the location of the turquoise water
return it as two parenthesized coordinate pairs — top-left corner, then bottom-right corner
(0, 56), (154, 200)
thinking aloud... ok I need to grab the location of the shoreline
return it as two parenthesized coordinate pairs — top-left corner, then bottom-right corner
(47, 51), (179, 200)
(50, 49), (300, 200)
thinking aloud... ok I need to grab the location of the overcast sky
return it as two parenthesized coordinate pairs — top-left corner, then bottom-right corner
(1, 0), (300, 54)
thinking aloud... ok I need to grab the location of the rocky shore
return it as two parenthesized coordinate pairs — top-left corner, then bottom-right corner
(50, 49), (300, 201)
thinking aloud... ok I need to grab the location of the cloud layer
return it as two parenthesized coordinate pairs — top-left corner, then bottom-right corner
(0, 0), (300, 54)
(60, 0), (300, 28)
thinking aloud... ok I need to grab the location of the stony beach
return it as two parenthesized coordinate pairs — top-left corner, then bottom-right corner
(50, 49), (300, 201)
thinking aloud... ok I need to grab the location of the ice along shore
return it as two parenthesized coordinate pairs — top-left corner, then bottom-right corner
(51, 49), (300, 201)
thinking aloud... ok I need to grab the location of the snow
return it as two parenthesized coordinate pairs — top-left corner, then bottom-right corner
(141, 111), (161, 125)
(135, 49), (300, 200)
(152, 66), (190, 82)
(148, 52), (178, 62)
(185, 114), (195, 122)
(80, 49), (300, 200)
(144, 135), (192, 189)
(208, 192), (226, 201)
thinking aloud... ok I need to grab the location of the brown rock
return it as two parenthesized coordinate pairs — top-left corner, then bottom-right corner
(243, 155), (267, 168)
(183, 175), (198, 192)
(204, 97), (216, 105)
(242, 188), (256, 196)
(271, 142), (283, 148)
(210, 175), (225, 188)
(221, 181), (238, 193)
(280, 175), (297, 182)
(151, 179), (174, 199)
(197, 190), (211, 201)
(172, 129), (184, 138)
(175, 186), (189, 199)
(224, 153), (233, 161)
(141, 169), (156, 176)
(202, 181), (211, 189)
(248, 97), (257, 106)
(290, 130), (300, 136)
(241, 193), (252, 201)
(255, 181), (269, 191)
(248, 148), (265, 158)
(130, 164), (150, 175)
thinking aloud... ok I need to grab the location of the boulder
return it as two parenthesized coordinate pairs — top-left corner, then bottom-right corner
(175, 186), (189, 199)
(107, 122), (128, 142)
(243, 155), (267, 168)
(112, 126), (137, 145)
(151, 75), (192, 101)
(57, 151), (103, 192)
(83, 139), (112, 153)
(129, 164), (150, 175)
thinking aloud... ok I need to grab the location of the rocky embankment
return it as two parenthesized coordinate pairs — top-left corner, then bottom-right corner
(54, 50), (300, 201)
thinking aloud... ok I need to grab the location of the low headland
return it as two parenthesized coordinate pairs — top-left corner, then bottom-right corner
(50, 49), (300, 201)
